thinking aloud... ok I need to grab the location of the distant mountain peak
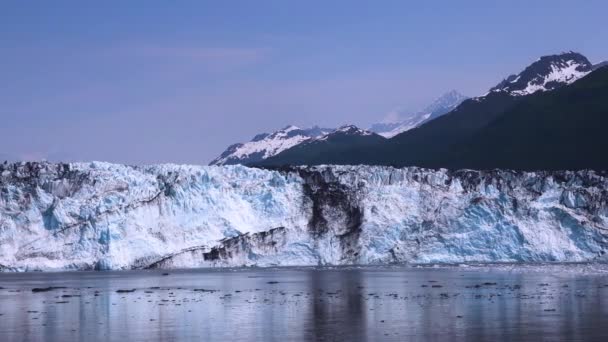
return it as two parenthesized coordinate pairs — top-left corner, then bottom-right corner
(281, 125), (301, 132)
(421, 90), (467, 114)
(490, 52), (593, 96)
(335, 124), (373, 135)
(313, 125), (376, 142)
(370, 90), (468, 138)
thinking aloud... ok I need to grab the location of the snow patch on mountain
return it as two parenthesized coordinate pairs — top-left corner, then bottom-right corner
(209, 126), (332, 166)
(490, 52), (593, 96)
(509, 60), (589, 95)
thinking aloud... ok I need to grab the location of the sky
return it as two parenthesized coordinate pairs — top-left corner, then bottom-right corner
(1, 0), (607, 164)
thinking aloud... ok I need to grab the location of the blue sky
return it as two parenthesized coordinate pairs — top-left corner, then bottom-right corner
(1, 0), (607, 164)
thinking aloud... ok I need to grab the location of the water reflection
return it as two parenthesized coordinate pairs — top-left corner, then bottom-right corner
(306, 269), (367, 341)
(0, 266), (608, 341)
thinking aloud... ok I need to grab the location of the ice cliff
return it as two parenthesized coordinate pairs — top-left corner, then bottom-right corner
(1, 162), (607, 271)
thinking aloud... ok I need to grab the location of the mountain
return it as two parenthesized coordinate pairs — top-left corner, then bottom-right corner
(371, 50), (593, 140)
(259, 125), (385, 166)
(594, 61), (608, 70)
(418, 90), (470, 124)
(261, 52), (607, 170)
(381, 54), (608, 170)
(444, 64), (608, 170)
(209, 125), (332, 165)
(488, 51), (592, 96)
(370, 90), (468, 138)
(376, 91), (521, 167)
(2, 162), (606, 270)
(214, 89), (468, 166)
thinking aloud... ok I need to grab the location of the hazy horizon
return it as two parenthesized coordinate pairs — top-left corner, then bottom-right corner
(2, 1), (607, 164)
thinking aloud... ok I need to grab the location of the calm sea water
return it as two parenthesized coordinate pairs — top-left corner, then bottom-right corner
(1, 264), (608, 341)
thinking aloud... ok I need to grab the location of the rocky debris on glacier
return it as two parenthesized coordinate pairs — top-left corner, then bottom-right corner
(0, 161), (607, 271)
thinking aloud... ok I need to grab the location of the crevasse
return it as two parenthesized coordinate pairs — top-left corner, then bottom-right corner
(0, 162), (607, 271)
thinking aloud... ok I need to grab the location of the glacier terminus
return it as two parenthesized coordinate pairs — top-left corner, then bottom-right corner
(1, 161), (607, 271)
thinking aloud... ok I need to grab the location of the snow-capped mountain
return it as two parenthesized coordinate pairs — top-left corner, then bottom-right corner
(1, 161), (606, 271)
(370, 90), (468, 138)
(489, 51), (593, 96)
(210, 125), (379, 166)
(372, 52), (597, 139)
(315, 124), (375, 141)
(211, 52), (602, 167)
(258, 125), (385, 166)
(209, 125), (332, 166)
(261, 52), (608, 169)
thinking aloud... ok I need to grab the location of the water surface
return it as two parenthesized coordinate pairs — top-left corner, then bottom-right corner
(1, 264), (608, 341)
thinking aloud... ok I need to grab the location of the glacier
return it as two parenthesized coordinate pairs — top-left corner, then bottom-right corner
(1, 161), (607, 271)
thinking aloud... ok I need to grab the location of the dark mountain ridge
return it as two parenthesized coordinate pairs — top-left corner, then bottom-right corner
(260, 52), (607, 171)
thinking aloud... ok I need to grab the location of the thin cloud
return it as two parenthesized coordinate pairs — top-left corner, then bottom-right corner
(112, 44), (272, 72)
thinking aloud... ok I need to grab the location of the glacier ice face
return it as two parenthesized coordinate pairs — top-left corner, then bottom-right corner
(1, 162), (607, 271)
